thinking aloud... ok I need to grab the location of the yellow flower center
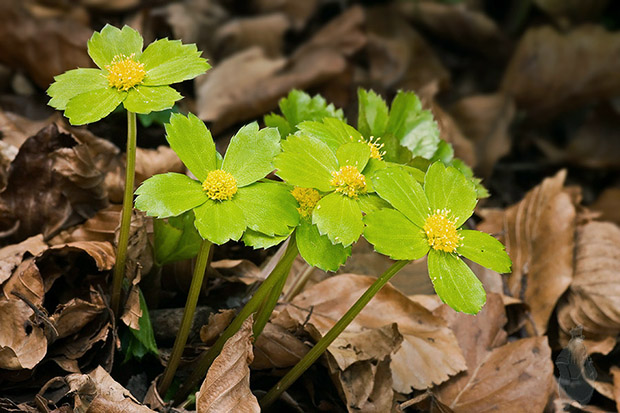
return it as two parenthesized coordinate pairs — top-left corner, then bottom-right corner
(291, 187), (321, 218)
(202, 169), (238, 201)
(365, 136), (385, 160)
(423, 209), (462, 253)
(105, 53), (146, 91)
(330, 165), (366, 198)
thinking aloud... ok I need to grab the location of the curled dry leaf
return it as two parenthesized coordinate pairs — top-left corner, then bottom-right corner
(0, 1), (93, 88)
(0, 124), (108, 242)
(591, 187), (620, 227)
(213, 13), (290, 58)
(501, 25), (620, 116)
(211, 259), (264, 285)
(196, 316), (260, 413)
(428, 101), (477, 167)
(252, 321), (309, 370)
(0, 299), (47, 370)
(52, 204), (122, 244)
(321, 323), (402, 413)
(200, 309), (236, 345)
(365, 5), (450, 93)
(196, 6), (366, 133)
(50, 289), (107, 340)
(0, 234), (47, 284)
(557, 221), (620, 349)
(433, 294), (554, 413)
(478, 170), (576, 335)
(450, 93), (515, 177)
(0, 110), (57, 149)
(277, 273), (467, 393)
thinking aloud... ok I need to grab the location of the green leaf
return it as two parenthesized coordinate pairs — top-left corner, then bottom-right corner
(274, 134), (338, 192)
(47, 68), (108, 110)
(193, 199), (246, 244)
(234, 182), (299, 236)
(336, 142), (370, 171)
(398, 111), (441, 159)
(138, 105), (178, 127)
(140, 39), (210, 86)
(312, 192), (363, 246)
(450, 159), (490, 199)
(457, 230), (512, 273)
(430, 140), (455, 164)
(398, 164), (426, 183)
(296, 220), (351, 271)
(296, 118), (362, 154)
(427, 250), (486, 314)
(134, 173), (207, 218)
(364, 209), (429, 260)
(124, 289), (158, 362)
(165, 113), (216, 182)
(264, 113), (292, 139)
(361, 158), (387, 192)
(222, 123), (280, 187)
(357, 89), (389, 138)
(424, 162), (477, 227)
(88, 25), (143, 69)
(64, 88), (124, 125)
(154, 210), (203, 265)
(123, 85), (182, 114)
(356, 193), (391, 213)
(243, 229), (291, 249)
(371, 167), (430, 227)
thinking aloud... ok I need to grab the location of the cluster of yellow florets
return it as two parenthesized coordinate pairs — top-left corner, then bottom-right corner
(105, 53), (146, 91)
(364, 136), (385, 160)
(423, 209), (462, 253)
(202, 169), (238, 201)
(291, 187), (321, 218)
(330, 165), (367, 198)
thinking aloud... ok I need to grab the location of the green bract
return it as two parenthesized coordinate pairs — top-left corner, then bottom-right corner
(364, 162), (511, 314)
(275, 134), (387, 248)
(47, 25), (210, 125)
(134, 113), (298, 245)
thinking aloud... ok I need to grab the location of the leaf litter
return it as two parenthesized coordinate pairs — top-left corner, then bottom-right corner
(0, 0), (620, 412)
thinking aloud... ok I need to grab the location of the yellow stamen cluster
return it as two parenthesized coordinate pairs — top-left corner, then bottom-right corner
(105, 53), (146, 91)
(291, 187), (321, 218)
(364, 136), (385, 160)
(330, 165), (366, 198)
(423, 209), (462, 253)
(202, 169), (238, 201)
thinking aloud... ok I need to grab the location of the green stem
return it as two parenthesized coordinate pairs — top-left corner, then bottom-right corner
(111, 111), (137, 316)
(173, 237), (299, 404)
(260, 260), (409, 409)
(283, 263), (314, 302)
(158, 239), (213, 396)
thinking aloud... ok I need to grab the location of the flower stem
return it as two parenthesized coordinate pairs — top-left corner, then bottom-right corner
(111, 111), (137, 316)
(283, 263), (314, 302)
(173, 236), (299, 404)
(158, 239), (213, 396)
(259, 260), (409, 409)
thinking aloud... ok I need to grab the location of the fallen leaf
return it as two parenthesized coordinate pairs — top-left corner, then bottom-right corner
(612, 366), (620, 413)
(50, 290), (107, 339)
(278, 273), (467, 393)
(0, 299), (47, 370)
(51, 204), (122, 244)
(211, 259), (263, 285)
(591, 187), (620, 227)
(533, 0), (609, 23)
(478, 170), (576, 335)
(501, 25), (620, 116)
(249, 0), (318, 30)
(321, 323), (402, 413)
(0, 235), (47, 284)
(0, 110), (56, 149)
(196, 316), (260, 413)
(252, 321), (309, 369)
(365, 5), (450, 93)
(0, 124), (108, 242)
(78, 0), (140, 12)
(428, 101), (478, 168)
(450, 93), (515, 177)
(557, 221), (620, 349)
(213, 13), (290, 58)
(2, 258), (44, 306)
(0, 1), (93, 88)
(200, 309), (236, 345)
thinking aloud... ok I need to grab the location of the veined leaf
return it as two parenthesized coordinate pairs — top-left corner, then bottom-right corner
(165, 113), (216, 182)
(64, 87), (124, 125)
(364, 209), (429, 261)
(134, 173), (207, 218)
(141, 38), (210, 86)
(358, 88), (389, 138)
(424, 162), (477, 227)
(193, 199), (246, 244)
(336, 142), (370, 171)
(296, 219), (351, 271)
(123, 85), (182, 114)
(457, 230), (512, 274)
(234, 182), (299, 236)
(47, 69), (108, 110)
(312, 192), (363, 247)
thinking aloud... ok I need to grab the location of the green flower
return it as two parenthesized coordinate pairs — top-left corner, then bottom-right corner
(364, 162), (511, 314)
(274, 134), (388, 247)
(47, 25), (210, 125)
(134, 113), (297, 245)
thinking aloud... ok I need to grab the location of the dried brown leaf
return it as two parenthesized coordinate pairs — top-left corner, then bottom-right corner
(200, 309), (236, 345)
(429, 101), (477, 167)
(250, 0), (318, 30)
(252, 321), (309, 369)
(450, 93), (515, 177)
(533, 0), (609, 23)
(278, 273), (466, 392)
(211, 259), (264, 285)
(196, 316), (260, 413)
(0, 299), (47, 370)
(214, 13), (290, 58)
(478, 170), (576, 334)
(501, 25), (620, 116)
(0, 110), (56, 149)
(0, 2), (93, 88)
(557, 221), (620, 348)
(591, 187), (620, 227)
(0, 124), (108, 242)
(0, 234), (47, 284)
(50, 290), (106, 339)
(2, 258), (44, 306)
(48, 241), (115, 272)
